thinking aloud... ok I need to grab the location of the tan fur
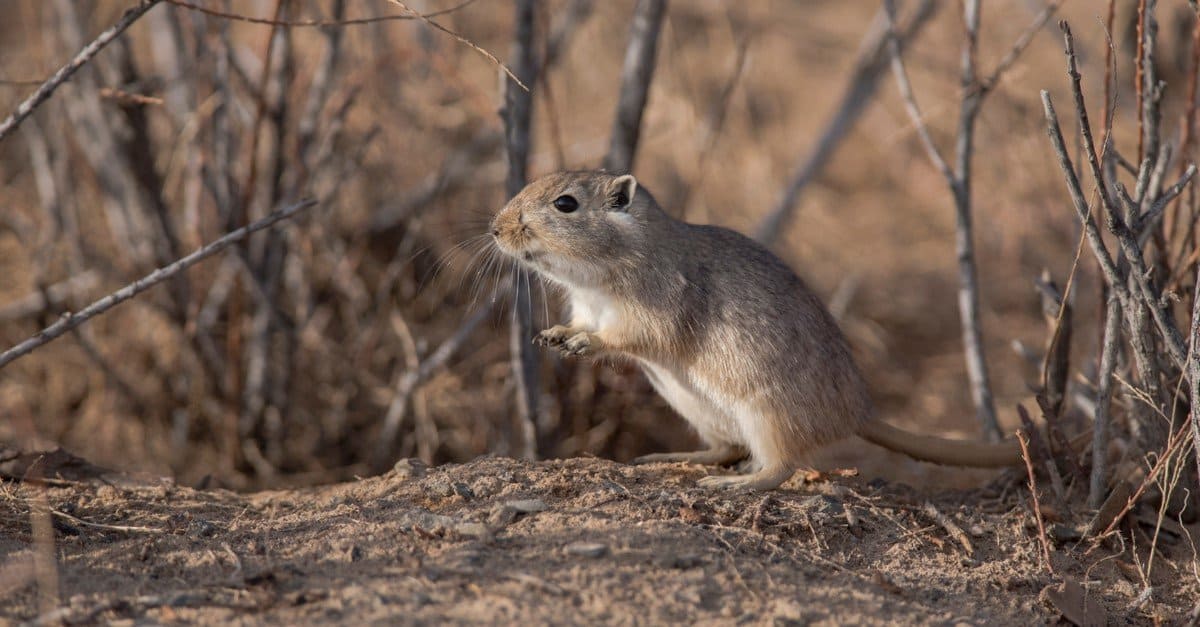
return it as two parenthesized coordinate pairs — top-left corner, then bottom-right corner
(491, 170), (1021, 490)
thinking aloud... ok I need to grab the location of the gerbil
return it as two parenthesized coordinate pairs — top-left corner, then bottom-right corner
(490, 170), (1022, 490)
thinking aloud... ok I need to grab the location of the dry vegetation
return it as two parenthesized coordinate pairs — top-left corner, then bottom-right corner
(2, 0), (1200, 623)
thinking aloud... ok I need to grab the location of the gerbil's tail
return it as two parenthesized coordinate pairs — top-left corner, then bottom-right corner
(859, 420), (1022, 467)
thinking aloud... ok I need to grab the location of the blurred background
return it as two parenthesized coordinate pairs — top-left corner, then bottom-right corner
(0, 0), (1196, 490)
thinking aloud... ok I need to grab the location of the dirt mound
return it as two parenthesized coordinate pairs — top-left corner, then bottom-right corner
(3, 453), (1197, 624)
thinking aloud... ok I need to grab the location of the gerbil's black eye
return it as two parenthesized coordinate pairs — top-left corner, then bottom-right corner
(553, 195), (579, 213)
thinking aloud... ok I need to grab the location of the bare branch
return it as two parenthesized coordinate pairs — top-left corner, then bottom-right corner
(883, 0), (954, 188)
(755, 0), (937, 244)
(978, 0), (1065, 95)
(1190, 264), (1200, 486)
(1089, 294), (1121, 508)
(1040, 91), (1128, 310)
(602, 0), (667, 173)
(385, 0), (528, 91)
(0, 199), (317, 371)
(503, 0), (540, 461)
(164, 0), (481, 27)
(0, 0), (163, 144)
(885, 0), (1001, 439)
(373, 293), (500, 466)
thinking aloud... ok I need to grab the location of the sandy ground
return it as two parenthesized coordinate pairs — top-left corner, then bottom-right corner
(2, 450), (1198, 625)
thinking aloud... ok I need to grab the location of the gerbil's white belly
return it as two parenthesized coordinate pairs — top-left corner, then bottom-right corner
(639, 361), (742, 445)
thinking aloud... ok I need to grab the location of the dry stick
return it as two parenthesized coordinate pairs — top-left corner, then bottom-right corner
(885, 0), (1001, 440)
(0, 199), (316, 371)
(385, 0), (527, 92)
(1100, 0), (1117, 139)
(883, 0), (952, 186)
(755, 0), (937, 245)
(1191, 262), (1200, 487)
(1042, 87), (1144, 508)
(1059, 22), (1188, 368)
(920, 502), (974, 557)
(1135, 0), (1149, 165)
(950, 0), (999, 442)
(1090, 292), (1122, 508)
(1017, 430), (1056, 575)
(1096, 420), (1194, 538)
(165, 0), (479, 27)
(1040, 93), (1131, 330)
(977, 0), (1066, 95)
(374, 293), (499, 466)
(602, 0), (667, 173)
(0, 0), (163, 143)
(1179, 14), (1200, 184)
(503, 0), (539, 461)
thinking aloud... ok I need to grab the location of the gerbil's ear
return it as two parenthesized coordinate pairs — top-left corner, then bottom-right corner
(608, 174), (637, 211)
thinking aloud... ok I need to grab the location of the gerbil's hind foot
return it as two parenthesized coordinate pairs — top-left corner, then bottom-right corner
(632, 444), (747, 466)
(697, 464), (794, 491)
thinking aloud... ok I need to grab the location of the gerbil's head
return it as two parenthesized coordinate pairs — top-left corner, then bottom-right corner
(490, 170), (656, 288)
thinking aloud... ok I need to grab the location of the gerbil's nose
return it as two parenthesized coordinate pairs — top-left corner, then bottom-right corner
(490, 226), (500, 238)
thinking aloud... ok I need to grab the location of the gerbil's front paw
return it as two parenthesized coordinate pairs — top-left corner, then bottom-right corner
(559, 332), (598, 357)
(533, 325), (573, 348)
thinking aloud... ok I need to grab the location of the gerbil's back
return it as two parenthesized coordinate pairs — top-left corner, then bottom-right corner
(680, 223), (872, 431)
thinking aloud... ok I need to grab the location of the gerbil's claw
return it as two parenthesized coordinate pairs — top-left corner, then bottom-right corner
(560, 332), (594, 357)
(533, 325), (572, 348)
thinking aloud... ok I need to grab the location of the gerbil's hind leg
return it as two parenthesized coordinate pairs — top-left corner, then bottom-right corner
(696, 464), (794, 491)
(632, 443), (747, 466)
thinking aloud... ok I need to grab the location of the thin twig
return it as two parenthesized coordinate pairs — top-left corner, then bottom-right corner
(920, 502), (974, 556)
(882, 0), (954, 187)
(385, 0), (528, 92)
(0, 0), (163, 143)
(1190, 261), (1200, 486)
(1096, 421), (1194, 538)
(0, 199), (316, 371)
(373, 291), (500, 466)
(50, 508), (165, 534)
(1017, 430), (1055, 575)
(1041, 91), (1127, 306)
(165, 0), (480, 27)
(977, 0), (1066, 95)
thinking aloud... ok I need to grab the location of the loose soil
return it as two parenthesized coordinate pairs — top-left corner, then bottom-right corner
(2, 450), (1198, 625)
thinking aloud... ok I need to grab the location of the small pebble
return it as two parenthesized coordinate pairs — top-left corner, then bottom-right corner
(564, 542), (609, 558)
(393, 458), (427, 480)
(452, 482), (475, 500)
(187, 519), (218, 538)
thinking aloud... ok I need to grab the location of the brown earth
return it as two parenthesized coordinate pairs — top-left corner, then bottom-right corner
(2, 451), (1198, 625)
